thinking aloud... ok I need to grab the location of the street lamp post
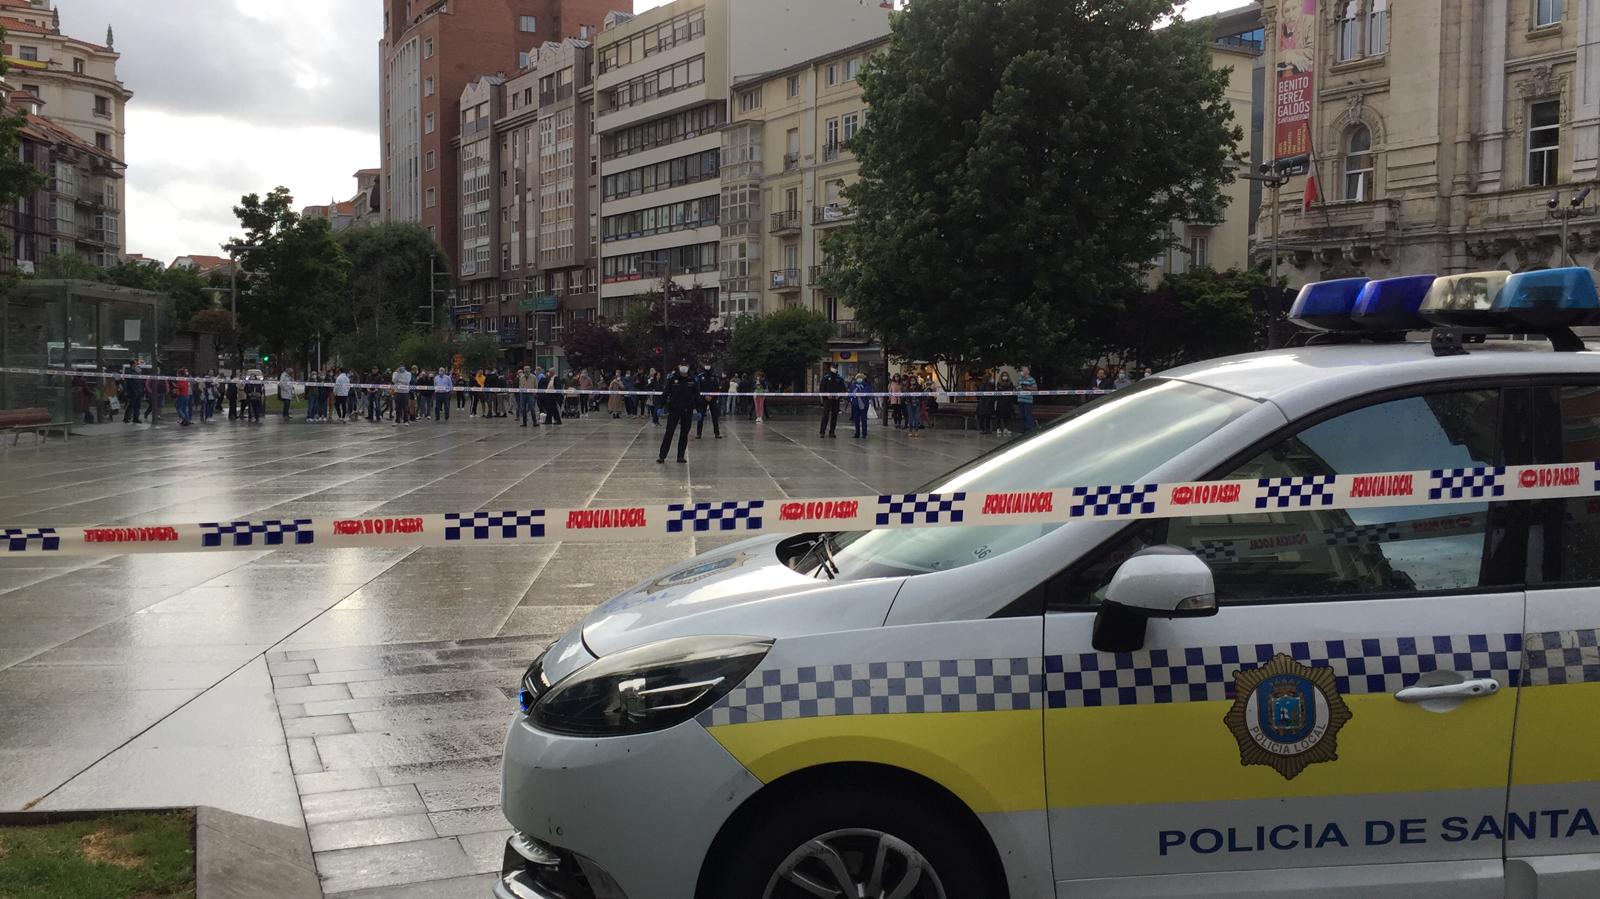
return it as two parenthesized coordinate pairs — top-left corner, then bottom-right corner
(1548, 186), (1596, 265)
(223, 243), (258, 373)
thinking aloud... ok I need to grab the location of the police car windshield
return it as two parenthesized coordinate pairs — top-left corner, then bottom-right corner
(792, 379), (1258, 579)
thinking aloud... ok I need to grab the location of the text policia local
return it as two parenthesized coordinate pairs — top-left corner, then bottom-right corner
(1159, 809), (1600, 857)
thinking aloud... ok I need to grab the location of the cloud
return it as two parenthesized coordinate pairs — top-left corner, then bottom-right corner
(59, 0), (379, 131)
(123, 108), (375, 264)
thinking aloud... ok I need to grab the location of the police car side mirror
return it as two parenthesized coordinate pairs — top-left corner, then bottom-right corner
(1092, 547), (1218, 653)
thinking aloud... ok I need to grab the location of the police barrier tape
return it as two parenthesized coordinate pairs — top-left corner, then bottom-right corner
(3, 463), (1597, 556)
(0, 365), (1107, 400)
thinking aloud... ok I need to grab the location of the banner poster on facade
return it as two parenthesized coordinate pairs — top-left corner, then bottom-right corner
(1274, 0), (1316, 159)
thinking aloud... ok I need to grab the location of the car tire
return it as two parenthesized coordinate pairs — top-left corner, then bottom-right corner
(703, 785), (996, 899)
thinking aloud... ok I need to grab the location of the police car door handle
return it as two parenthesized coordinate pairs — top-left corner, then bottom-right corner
(1393, 679), (1501, 703)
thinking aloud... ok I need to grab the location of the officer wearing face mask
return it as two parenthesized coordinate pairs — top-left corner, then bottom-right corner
(658, 361), (702, 464)
(694, 361), (724, 440)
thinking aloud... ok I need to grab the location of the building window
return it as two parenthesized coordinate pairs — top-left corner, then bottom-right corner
(1336, 1), (1360, 61)
(93, 95), (110, 116)
(846, 58), (860, 81)
(425, 150), (435, 171)
(1367, 0), (1388, 55)
(826, 63), (838, 86)
(1536, 0), (1564, 27)
(19, 46), (37, 61)
(1343, 125), (1373, 200)
(738, 87), (762, 113)
(21, 84), (39, 97)
(94, 131), (110, 151)
(787, 75), (799, 98)
(520, 15), (537, 32)
(518, 51), (529, 69)
(1529, 99), (1561, 186)
(426, 187), (436, 207)
(424, 77), (434, 96)
(72, 58), (84, 74)
(424, 38), (434, 58)
(425, 112), (435, 134)
(842, 111), (860, 143)
(1188, 235), (1209, 270)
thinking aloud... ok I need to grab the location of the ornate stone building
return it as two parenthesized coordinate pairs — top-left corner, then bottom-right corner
(1260, 0), (1600, 282)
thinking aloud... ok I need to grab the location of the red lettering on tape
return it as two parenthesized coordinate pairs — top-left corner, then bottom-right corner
(1519, 466), (1581, 489)
(81, 527), (179, 543)
(1248, 533), (1308, 551)
(565, 508), (648, 529)
(1169, 483), (1242, 506)
(332, 517), (423, 536)
(980, 492), (1054, 515)
(778, 501), (861, 522)
(1349, 474), (1414, 499)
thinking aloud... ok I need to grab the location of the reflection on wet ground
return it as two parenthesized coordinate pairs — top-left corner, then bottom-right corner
(0, 412), (993, 895)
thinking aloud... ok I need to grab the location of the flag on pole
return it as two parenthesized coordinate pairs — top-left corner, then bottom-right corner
(1303, 170), (1321, 212)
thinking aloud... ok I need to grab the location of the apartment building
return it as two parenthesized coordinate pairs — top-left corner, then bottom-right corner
(0, 0), (129, 263)
(593, 0), (891, 326)
(719, 37), (884, 367)
(1257, 0), (1600, 283)
(1149, 5), (1264, 277)
(0, 89), (124, 272)
(379, 0), (620, 269)
(302, 170), (382, 232)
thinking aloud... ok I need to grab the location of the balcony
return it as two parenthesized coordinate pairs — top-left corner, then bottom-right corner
(813, 204), (855, 226)
(808, 264), (836, 286)
(823, 142), (842, 162)
(783, 152), (799, 173)
(832, 319), (869, 341)
(769, 210), (802, 234)
(770, 269), (802, 291)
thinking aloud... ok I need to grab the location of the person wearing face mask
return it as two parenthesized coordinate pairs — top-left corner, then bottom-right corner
(818, 362), (846, 437)
(659, 362), (700, 463)
(694, 361), (724, 439)
(848, 371), (873, 438)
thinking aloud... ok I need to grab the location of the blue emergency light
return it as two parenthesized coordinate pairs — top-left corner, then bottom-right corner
(1288, 278), (1370, 331)
(1418, 271), (1511, 327)
(1351, 275), (1436, 331)
(1493, 266), (1600, 329)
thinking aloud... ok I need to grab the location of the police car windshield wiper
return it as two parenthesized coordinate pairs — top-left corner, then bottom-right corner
(817, 533), (839, 580)
(794, 532), (838, 580)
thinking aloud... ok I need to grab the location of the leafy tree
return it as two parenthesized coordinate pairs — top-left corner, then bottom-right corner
(616, 288), (726, 366)
(336, 223), (449, 343)
(1087, 266), (1269, 370)
(102, 262), (214, 324)
(561, 318), (633, 375)
(458, 333), (501, 372)
(825, 0), (1243, 367)
(725, 308), (835, 390)
(391, 331), (456, 370)
(229, 187), (351, 366)
(35, 253), (103, 280)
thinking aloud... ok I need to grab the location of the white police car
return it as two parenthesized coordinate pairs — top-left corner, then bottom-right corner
(498, 269), (1600, 898)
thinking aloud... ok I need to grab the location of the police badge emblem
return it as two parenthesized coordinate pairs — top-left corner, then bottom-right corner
(1223, 654), (1352, 781)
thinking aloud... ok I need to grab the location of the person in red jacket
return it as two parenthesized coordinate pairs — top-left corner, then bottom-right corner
(173, 369), (194, 426)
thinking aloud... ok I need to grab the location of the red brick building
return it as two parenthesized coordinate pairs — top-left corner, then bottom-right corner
(379, 0), (628, 275)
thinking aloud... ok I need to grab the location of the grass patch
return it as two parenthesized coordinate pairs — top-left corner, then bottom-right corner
(0, 811), (195, 899)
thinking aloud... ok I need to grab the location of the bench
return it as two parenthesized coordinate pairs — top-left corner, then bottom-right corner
(0, 408), (72, 446)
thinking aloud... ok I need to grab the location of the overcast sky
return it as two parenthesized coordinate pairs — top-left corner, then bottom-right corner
(97, 0), (1243, 265)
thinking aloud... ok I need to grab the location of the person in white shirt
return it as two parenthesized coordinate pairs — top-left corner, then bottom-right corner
(333, 369), (351, 421)
(434, 368), (453, 422)
(392, 365), (413, 425)
(277, 370), (295, 420)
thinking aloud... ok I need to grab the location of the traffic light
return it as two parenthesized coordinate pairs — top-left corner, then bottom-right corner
(261, 354), (271, 365)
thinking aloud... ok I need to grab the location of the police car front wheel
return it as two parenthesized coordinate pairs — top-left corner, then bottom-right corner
(705, 786), (994, 899)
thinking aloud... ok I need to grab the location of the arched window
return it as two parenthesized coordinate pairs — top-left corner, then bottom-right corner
(1367, 0), (1389, 56)
(1344, 126), (1374, 201)
(1337, 1), (1361, 61)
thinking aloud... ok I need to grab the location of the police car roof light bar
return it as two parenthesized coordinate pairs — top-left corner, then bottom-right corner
(1351, 275), (1436, 331)
(1492, 266), (1599, 351)
(1418, 270), (1512, 329)
(1288, 278), (1371, 332)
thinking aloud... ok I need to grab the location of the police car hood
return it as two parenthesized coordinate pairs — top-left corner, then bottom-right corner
(577, 535), (902, 658)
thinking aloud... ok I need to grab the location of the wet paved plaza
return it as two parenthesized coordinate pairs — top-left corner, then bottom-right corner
(0, 410), (994, 895)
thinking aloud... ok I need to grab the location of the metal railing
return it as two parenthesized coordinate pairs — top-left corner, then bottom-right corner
(813, 204), (855, 226)
(769, 210), (802, 233)
(770, 268), (801, 290)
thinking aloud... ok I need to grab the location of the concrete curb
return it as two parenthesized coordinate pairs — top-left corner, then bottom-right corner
(0, 806), (322, 899)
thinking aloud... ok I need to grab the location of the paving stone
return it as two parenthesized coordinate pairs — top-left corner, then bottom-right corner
(416, 775), (500, 813)
(287, 737), (324, 775)
(301, 687), (507, 718)
(295, 767), (383, 796)
(428, 805), (508, 837)
(301, 784), (427, 826)
(325, 872), (499, 898)
(314, 837), (478, 895)
(282, 714), (356, 739)
(456, 829), (513, 874)
(309, 812), (438, 853)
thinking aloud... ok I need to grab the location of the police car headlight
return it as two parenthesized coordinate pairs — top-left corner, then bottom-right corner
(530, 635), (772, 736)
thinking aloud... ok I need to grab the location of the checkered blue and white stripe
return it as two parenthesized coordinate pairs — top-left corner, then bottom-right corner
(1045, 632), (1522, 708)
(1255, 476), (1336, 509)
(199, 519), (313, 548)
(443, 510), (546, 541)
(2, 527), (59, 552)
(1194, 540), (1238, 562)
(667, 501), (765, 533)
(1322, 522), (1403, 546)
(1429, 467), (1505, 500)
(698, 657), (1043, 727)
(1523, 629), (1600, 686)
(875, 493), (965, 526)
(1069, 485), (1157, 518)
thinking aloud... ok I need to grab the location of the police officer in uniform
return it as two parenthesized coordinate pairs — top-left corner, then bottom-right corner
(658, 362), (701, 464)
(818, 362), (847, 437)
(694, 362), (724, 439)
